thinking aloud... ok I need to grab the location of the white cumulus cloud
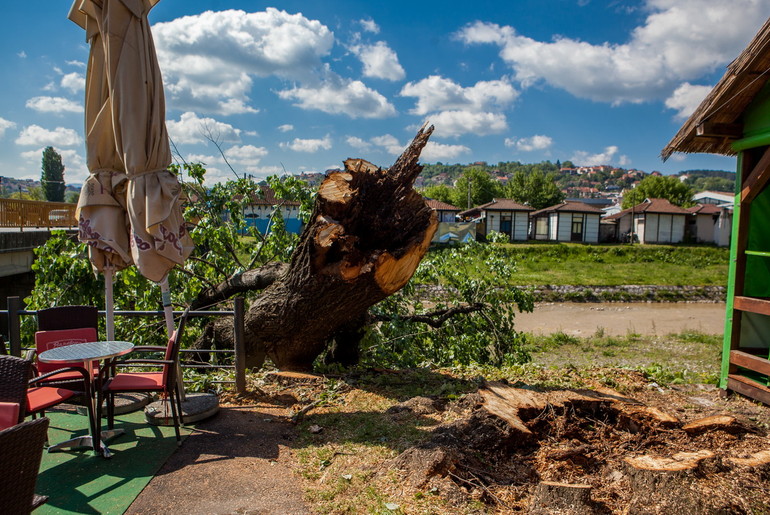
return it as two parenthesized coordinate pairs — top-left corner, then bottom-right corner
(665, 82), (712, 120)
(458, 0), (770, 104)
(346, 136), (372, 151)
(360, 19), (380, 34)
(278, 124), (294, 132)
(401, 75), (518, 115)
(428, 110), (508, 138)
(279, 76), (396, 119)
(421, 141), (471, 161)
(280, 135), (332, 152)
(571, 146), (629, 166)
(15, 125), (82, 147)
(505, 134), (553, 151)
(61, 72), (85, 94)
(25, 96), (82, 114)
(167, 112), (241, 145)
(0, 118), (16, 138)
(153, 8), (334, 115)
(351, 41), (405, 81)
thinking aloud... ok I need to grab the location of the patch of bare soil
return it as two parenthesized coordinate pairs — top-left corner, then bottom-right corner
(516, 303), (726, 336)
(386, 371), (770, 514)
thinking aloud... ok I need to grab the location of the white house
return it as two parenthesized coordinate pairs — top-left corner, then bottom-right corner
(606, 198), (689, 244)
(529, 201), (602, 243)
(458, 198), (533, 242)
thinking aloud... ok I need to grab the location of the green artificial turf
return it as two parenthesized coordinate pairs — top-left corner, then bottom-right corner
(34, 404), (190, 514)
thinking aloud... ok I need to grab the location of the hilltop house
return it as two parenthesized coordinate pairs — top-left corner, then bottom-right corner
(529, 200), (602, 242)
(458, 198), (532, 242)
(606, 198), (689, 244)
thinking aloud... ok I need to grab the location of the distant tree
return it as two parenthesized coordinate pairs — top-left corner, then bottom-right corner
(41, 147), (66, 202)
(10, 186), (44, 201)
(421, 184), (455, 205)
(64, 191), (80, 204)
(622, 175), (694, 209)
(687, 176), (734, 193)
(561, 160), (575, 169)
(451, 168), (501, 208)
(504, 169), (565, 210)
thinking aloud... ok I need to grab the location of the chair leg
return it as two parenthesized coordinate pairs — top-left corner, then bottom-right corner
(168, 389), (181, 443)
(107, 392), (115, 430)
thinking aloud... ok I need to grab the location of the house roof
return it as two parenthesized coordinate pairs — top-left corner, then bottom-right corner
(457, 198), (532, 217)
(661, 18), (770, 159)
(425, 198), (460, 211)
(605, 198), (690, 219)
(687, 203), (724, 215)
(530, 200), (603, 217)
(249, 185), (301, 206)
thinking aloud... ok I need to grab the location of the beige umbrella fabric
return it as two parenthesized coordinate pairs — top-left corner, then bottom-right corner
(70, 0), (193, 338)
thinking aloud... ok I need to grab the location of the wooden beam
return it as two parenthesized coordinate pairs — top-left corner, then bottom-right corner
(734, 296), (770, 316)
(730, 350), (770, 376)
(727, 374), (770, 405)
(741, 145), (770, 203)
(696, 121), (743, 138)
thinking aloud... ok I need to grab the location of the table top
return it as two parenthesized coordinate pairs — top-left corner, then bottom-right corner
(38, 341), (134, 364)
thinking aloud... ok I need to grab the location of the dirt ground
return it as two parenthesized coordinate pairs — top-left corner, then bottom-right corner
(515, 302), (726, 336)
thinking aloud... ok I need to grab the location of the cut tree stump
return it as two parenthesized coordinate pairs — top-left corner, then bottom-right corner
(528, 481), (596, 514)
(726, 449), (770, 471)
(682, 415), (740, 434)
(624, 450), (716, 491)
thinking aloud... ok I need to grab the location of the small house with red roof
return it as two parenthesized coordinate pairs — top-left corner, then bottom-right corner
(243, 184), (303, 234)
(458, 198), (533, 242)
(424, 198), (461, 223)
(529, 200), (602, 242)
(606, 198), (689, 244)
(686, 203), (732, 246)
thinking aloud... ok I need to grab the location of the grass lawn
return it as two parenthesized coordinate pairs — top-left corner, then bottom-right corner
(481, 243), (728, 286)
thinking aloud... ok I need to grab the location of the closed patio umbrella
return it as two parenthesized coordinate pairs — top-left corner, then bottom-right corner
(69, 0), (193, 340)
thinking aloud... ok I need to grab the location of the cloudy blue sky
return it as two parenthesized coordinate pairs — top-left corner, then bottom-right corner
(1, 0), (768, 185)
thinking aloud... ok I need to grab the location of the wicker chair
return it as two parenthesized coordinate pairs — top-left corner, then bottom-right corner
(0, 417), (50, 514)
(0, 355), (32, 426)
(101, 310), (188, 443)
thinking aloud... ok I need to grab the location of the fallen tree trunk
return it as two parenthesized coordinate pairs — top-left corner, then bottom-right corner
(238, 126), (438, 370)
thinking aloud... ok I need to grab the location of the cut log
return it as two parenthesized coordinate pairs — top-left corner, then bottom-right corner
(237, 126), (437, 370)
(265, 371), (326, 386)
(624, 450), (716, 493)
(528, 481), (595, 515)
(726, 449), (770, 470)
(682, 415), (741, 434)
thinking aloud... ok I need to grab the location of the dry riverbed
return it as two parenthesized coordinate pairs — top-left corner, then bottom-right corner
(515, 302), (726, 337)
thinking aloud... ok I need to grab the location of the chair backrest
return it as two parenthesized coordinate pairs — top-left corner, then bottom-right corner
(0, 355), (32, 424)
(0, 402), (21, 430)
(162, 309), (189, 387)
(37, 305), (98, 332)
(0, 417), (49, 514)
(34, 328), (99, 375)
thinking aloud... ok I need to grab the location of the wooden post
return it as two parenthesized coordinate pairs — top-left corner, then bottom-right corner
(7, 296), (21, 357)
(234, 296), (246, 394)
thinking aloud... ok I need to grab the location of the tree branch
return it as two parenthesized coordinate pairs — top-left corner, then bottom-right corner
(191, 261), (289, 309)
(371, 303), (485, 328)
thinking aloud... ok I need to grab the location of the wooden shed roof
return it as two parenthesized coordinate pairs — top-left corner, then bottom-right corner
(661, 17), (770, 160)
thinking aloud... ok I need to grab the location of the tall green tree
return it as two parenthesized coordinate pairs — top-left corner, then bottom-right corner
(421, 184), (455, 205)
(504, 169), (564, 210)
(41, 146), (66, 202)
(622, 175), (694, 209)
(451, 167), (501, 208)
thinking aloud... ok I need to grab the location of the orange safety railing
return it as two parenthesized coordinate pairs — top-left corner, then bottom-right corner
(0, 199), (77, 229)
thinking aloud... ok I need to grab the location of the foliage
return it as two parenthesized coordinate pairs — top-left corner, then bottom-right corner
(485, 231), (510, 244)
(362, 241), (534, 368)
(504, 169), (564, 210)
(449, 167), (500, 209)
(420, 184), (455, 206)
(621, 175), (695, 209)
(41, 146), (66, 202)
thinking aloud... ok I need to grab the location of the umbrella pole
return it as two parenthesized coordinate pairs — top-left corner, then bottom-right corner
(105, 265), (115, 341)
(161, 277), (186, 402)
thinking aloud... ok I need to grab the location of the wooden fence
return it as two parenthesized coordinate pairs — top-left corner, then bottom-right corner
(0, 198), (77, 229)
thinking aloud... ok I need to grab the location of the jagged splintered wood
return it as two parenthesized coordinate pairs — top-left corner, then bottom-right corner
(236, 125), (438, 371)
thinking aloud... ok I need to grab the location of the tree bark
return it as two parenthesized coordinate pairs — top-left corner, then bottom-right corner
(240, 125), (438, 370)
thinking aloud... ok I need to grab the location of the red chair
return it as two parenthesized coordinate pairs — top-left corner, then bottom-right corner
(0, 402), (20, 430)
(34, 328), (99, 385)
(0, 417), (50, 513)
(101, 312), (188, 443)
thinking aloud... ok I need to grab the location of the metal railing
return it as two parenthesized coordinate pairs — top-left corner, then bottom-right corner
(2, 296), (247, 393)
(0, 199), (77, 230)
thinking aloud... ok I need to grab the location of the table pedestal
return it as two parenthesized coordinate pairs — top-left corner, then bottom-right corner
(47, 428), (125, 458)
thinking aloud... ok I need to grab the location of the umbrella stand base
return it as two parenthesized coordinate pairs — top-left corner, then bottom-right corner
(77, 393), (151, 418)
(47, 428), (125, 458)
(145, 392), (219, 426)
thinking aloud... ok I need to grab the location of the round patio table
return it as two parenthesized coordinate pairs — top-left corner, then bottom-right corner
(39, 340), (133, 458)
